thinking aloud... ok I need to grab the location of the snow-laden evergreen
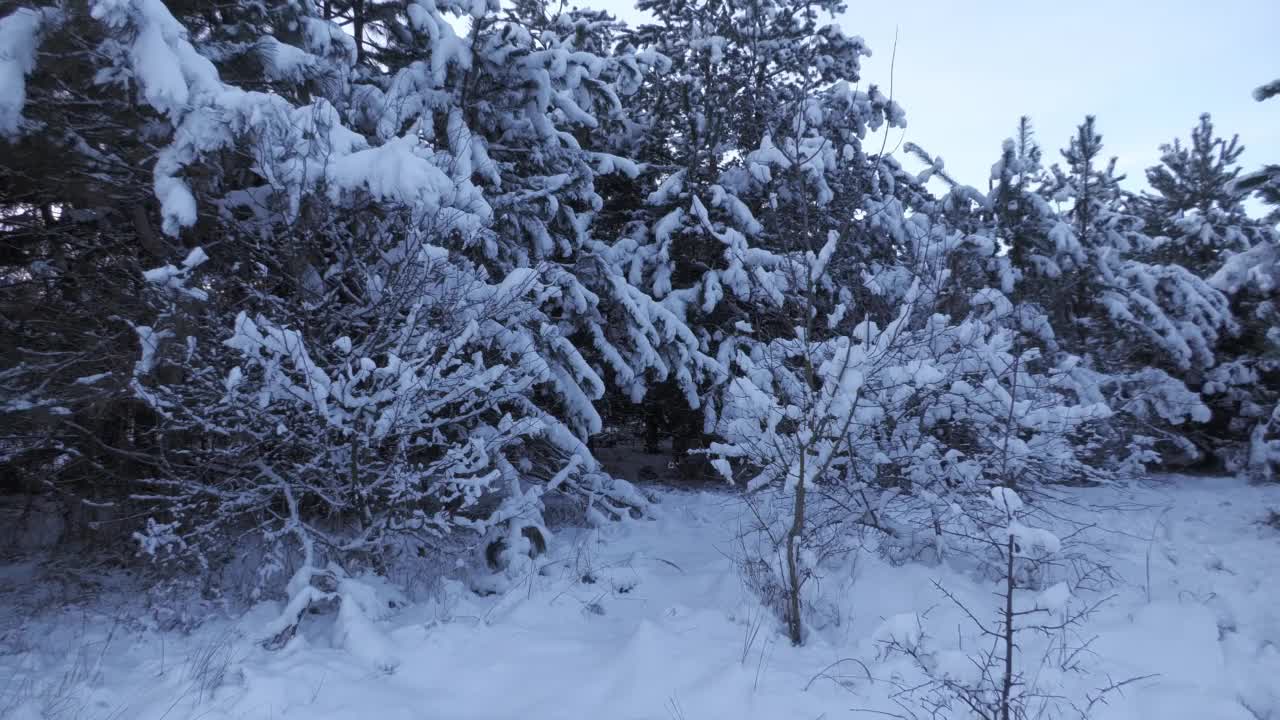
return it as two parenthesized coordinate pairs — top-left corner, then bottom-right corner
(0, 0), (1278, 674)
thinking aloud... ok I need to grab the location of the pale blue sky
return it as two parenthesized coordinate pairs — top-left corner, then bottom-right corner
(596, 0), (1279, 198)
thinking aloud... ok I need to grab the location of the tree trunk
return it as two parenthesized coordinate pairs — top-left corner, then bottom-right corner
(1001, 533), (1016, 720)
(785, 456), (807, 645)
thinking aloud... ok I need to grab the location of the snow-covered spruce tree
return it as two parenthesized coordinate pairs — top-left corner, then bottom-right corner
(1034, 117), (1235, 466)
(592, 0), (910, 471)
(0, 3), (186, 529)
(980, 119), (1082, 340)
(1208, 241), (1280, 482)
(156, 0), (675, 597)
(1139, 114), (1270, 275)
(0, 0), (385, 547)
(1206, 85), (1280, 482)
(1125, 111), (1280, 469)
(901, 119), (1066, 355)
(335, 0), (720, 474)
(902, 122), (1197, 477)
(0, 0), (677, 627)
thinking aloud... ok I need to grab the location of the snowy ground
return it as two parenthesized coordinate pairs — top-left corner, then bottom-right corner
(2, 474), (1278, 720)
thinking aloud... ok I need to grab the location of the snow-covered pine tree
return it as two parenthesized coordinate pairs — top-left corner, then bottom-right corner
(0, 0), (352, 533)
(0, 3), (196, 514)
(1202, 85), (1280, 481)
(1207, 236), (1280, 480)
(604, 0), (912, 471)
(0, 0), (667, 617)
(144, 0), (676, 591)
(903, 118), (1069, 354)
(983, 119), (1081, 337)
(1140, 114), (1269, 275)
(1038, 117), (1235, 465)
(1121, 110), (1280, 471)
(332, 0), (724, 476)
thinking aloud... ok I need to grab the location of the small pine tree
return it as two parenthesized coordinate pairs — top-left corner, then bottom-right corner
(1141, 114), (1267, 275)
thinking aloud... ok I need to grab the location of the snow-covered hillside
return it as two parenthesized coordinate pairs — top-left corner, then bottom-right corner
(2, 475), (1277, 720)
